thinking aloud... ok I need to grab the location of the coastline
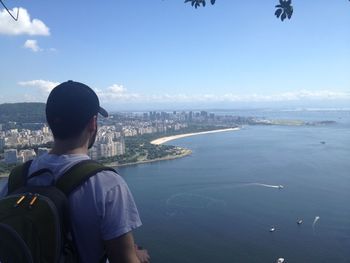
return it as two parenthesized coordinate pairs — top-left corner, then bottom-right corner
(150, 127), (240, 145)
(0, 149), (193, 177)
(103, 148), (192, 168)
(0, 128), (239, 176)
(0, 173), (8, 178)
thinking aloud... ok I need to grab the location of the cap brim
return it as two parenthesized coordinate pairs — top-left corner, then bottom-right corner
(99, 106), (108, 117)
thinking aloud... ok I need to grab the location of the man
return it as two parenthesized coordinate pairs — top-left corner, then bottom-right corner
(0, 81), (150, 263)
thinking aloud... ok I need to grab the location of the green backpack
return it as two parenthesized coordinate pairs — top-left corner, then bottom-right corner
(0, 159), (115, 263)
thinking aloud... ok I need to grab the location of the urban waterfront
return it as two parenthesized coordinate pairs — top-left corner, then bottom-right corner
(0, 110), (349, 262)
(118, 110), (350, 263)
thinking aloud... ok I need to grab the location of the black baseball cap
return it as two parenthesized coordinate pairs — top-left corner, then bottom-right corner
(46, 81), (108, 137)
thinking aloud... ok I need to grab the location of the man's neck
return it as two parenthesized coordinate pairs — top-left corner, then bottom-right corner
(50, 147), (88, 155)
(50, 139), (89, 156)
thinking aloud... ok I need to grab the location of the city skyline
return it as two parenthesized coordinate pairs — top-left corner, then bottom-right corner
(1, 1), (349, 110)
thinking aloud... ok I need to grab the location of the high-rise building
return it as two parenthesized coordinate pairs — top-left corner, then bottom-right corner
(88, 145), (99, 160)
(0, 137), (5, 151)
(42, 125), (50, 134)
(19, 149), (36, 163)
(115, 141), (125, 155)
(200, 111), (208, 118)
(4, 149), (18, 164)
(189, 111), (193, 122)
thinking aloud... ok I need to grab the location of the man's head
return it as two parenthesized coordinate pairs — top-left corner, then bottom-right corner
(46, 81), (108, 146)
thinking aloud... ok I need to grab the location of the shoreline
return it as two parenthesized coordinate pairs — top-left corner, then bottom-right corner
(0, 128), (240, 176)
(0, 149), (193, 177)
(0, 173), (8, 178)
(150, 127), (240, 145)
(102, 148), (192, 168)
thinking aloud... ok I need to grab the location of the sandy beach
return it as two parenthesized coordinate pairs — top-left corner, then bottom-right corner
(151, 127), (240, 145)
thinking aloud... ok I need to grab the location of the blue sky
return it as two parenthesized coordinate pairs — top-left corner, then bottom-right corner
(0, 0), (349, 110)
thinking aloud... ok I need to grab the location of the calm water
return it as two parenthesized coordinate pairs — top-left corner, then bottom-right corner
(0, 111), (349, 262)
(119, 110), (350, 263)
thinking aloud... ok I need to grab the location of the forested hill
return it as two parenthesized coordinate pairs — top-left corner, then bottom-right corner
(0, 103), (46, 123)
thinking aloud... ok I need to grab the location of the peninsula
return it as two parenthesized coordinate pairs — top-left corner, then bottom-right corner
(0, 103), (337, 174)
(108, 127), (240, 167)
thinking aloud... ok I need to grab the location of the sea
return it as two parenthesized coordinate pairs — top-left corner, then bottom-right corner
(1, 109), (350, 263)
(118, 109), (350, 263)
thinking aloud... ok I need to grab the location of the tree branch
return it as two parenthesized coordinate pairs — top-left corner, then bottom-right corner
(0, 0), (19, 21)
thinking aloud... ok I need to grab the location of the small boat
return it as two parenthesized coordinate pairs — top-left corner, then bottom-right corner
(320, 141), (326, 144)
(278, 185), (284, 189)
(297, 219), (303, 225)
(276, 258), (285, 263)
(269, 226), (276, 232)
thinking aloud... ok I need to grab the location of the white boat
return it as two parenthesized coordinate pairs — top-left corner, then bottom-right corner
(269, 227), (275, 232)
(276, 258), (285, 263)
(297, 219), (303, 225)
(278, 185), (284, 189)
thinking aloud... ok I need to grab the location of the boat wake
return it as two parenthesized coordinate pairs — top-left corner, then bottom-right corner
(165, 182), (284, 216)
(246, 183), (284, 189)
(312, 216), (320, 231)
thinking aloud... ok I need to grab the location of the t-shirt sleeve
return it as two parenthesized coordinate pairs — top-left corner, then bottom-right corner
(98, 173), (142, 241)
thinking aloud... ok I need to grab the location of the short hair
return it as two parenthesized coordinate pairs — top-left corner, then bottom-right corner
(47, 115), (92, 140)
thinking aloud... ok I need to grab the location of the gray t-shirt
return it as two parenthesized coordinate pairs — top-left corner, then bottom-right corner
(0, 153), (142, 263)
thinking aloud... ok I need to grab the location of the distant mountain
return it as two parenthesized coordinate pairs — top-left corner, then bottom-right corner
(0, 103), (46, 123)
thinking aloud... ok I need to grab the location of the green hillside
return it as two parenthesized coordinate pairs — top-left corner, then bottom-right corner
(0, 103), (46, 123)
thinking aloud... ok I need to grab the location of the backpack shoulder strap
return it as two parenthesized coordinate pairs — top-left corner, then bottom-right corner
(55, 159), (116, 196)
(7, 160), (33, 194)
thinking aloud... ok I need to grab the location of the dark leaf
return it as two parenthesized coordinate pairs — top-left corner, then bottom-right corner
(275, 8), (282, 17)
(211, 0), (216, 4)
(281, 12), (287, 21)
(275, 0), (293, 21)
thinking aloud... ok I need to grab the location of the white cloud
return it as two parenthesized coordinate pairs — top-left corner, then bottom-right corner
(107, 84), (127, 94)
(96, 86), (350, 104)
(23, 94), (38, 102)
(151, 90), (350, 103)
(18, 80), (60, 93)
(24, 39), (41, 52)
(97, 84), (141, 101)
(221, 90), (350, 102)
(15, 79), (350, 105)
(0, 7), (50, 35)
(23, 40), (57, 52)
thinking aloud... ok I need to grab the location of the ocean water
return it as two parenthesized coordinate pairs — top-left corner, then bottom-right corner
(0, 110), (349, 262)
(119, 110), (350, 263)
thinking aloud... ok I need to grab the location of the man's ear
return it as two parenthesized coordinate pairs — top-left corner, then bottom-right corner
(87, 115), (97, 132)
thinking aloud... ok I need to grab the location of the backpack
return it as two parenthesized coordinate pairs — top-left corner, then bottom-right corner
(0, 159), (116, 263)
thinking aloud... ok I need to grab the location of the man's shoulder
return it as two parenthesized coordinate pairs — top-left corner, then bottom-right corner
(29, 155), (125, 196)
(84, 168), (126, 194)
(29, 153), (90, 176)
